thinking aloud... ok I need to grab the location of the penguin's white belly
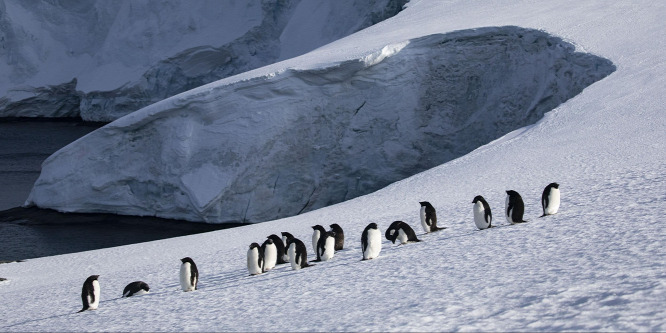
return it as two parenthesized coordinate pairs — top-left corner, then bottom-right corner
(263, 244), (277, 271)
(180, 263), (195, 292)
(420, 206), (429, 233)
(89, 280), (100, 310)
(473, 202), (490, 229)
(545, 189), (560, 215)
(364, 229), (382, 259)
(133, 289), (149, 296)
(320, 237), (335, 261)
(397, 229), (409, 244)
(288, 243), (300, 270)
(505, 195), (514, 223)
(282, 237), (290, 262)
(312, 231), (321, 254)
(247, 248), (263, 275)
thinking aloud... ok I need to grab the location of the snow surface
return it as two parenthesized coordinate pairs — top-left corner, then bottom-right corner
(0, 0), (406, 120)
(2, 0), (666, 331)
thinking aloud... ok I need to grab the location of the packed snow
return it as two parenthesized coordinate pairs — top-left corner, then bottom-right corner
(1, 0), (665, 331)
(0, 0), (406, 120)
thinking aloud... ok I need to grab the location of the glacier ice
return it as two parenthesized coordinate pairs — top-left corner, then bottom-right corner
(0, 0), (408, 121)
(25, 27), (615, 223)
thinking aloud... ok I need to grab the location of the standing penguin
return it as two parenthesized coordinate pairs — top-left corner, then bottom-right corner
(329, 224), (345, 251)
(247, 243), (265, 275)
(311, 225), (327, 254)
(286, 237), (312, 270)
(267, 234), (288, 264)
(179, 257), (199, 292)
(361, 223), (382, 260)
(281, 232), (295, 263)
(541, 183), (560, 217)
(472, 195), (493, 230)
(261, 239), (277, 271)
(78, 275), (100, 312)
(385, 221), (420, 244)
(316, 231), (336, 262)
(505, 190), (527, 224)
(122, 281), (150, 297)
(419, 201), (445, 233)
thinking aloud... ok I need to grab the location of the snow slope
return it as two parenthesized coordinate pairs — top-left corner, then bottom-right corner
(0, 0), (406, 120)
(2, 0), (666, 331)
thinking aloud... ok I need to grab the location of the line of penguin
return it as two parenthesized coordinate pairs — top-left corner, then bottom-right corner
(77, 183), (559, 312)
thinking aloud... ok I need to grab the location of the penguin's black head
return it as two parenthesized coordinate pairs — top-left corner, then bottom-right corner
(550, 182), (559, 189)
(419, 201), (428, 207)
(180, 257), (193, 263)
(312, 225), (326, 232)
(368, 222), (378, 229)
(90, 275), (100, 281)
(329, 223), (342, 231)
(267, 234), (279, 241)
(506, 190), (519, 196)
(266, 239), (274, 245)
(249, 242), (260, 249)
(281, 231), (293, 238)
(327, 231), (336, 237)
(472, 195), (484, 204)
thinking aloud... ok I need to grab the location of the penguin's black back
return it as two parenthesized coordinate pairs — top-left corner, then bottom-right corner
(506, 190), (526, 222)
(329, 224), (344, 251)
(79, 275), (99, 312)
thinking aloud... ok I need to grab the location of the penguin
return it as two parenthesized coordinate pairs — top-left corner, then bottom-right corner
(329, 223), (344, 251)
(541, 183), (560, 217)
(361, 223), (382, 260)
(179, 257), (199, 292)
(78, 275), (100, 312)
(311, 225), (327, 254)
(385, 221), (420, 244)
(505, 190), (527, 224)
(260, 238), (277, 271)
(267, 234), (288, 264)
(472, 195), (492, 230)
(248, 243), (264, 275)
(122, 281), (150, 297)
(286, 237), (312, 270)
(419, 201), (445, 233)
(316, 231), (336, 262)
(281, 232), (295, 263)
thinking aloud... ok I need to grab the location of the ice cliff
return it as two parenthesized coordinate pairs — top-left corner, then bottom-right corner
(26, 27), (615, 223)
(0, 0), (407, 121)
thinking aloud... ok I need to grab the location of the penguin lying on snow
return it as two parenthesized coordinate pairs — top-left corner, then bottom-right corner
(179, 257), (199, 292)
(123, 281), (150, 297)
(78, 275), (100, 312)
(472, 195), (492, 230)
(419, 201), (445, 233)
(541, 183), (560, 217)
(361, 223), (382, 260)
(385, 221), (420, 244)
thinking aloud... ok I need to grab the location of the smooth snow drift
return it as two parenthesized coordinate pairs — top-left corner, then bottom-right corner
(26, 27), (614, 224)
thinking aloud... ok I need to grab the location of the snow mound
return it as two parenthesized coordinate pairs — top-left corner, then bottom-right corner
(26, 26), (615, 224)
(0, 0), (408, 121)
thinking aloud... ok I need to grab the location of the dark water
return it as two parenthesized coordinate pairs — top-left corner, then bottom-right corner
(0, 119), (238, 262)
